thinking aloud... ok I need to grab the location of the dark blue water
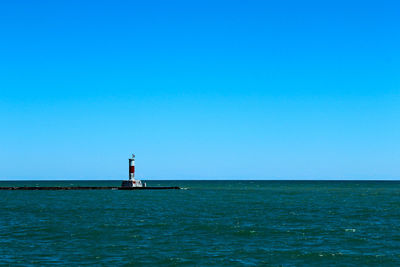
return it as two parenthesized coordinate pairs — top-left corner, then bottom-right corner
(1, 180), (400, 266)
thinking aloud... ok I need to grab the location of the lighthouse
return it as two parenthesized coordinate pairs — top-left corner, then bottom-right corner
(121, 154), (145, 187)
(129, 154), (135, 180)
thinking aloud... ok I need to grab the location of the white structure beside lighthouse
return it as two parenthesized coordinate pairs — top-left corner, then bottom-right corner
(121, 154), (146, 187)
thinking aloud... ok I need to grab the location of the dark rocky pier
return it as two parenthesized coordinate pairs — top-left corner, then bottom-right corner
(0, 186), (180, 190)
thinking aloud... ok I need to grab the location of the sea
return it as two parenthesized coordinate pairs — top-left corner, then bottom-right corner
(1, 180), (399, 266)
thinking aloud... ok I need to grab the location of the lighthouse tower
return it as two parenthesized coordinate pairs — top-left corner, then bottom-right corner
(121, 154), (145, 187)
(129, 154), (135, 180)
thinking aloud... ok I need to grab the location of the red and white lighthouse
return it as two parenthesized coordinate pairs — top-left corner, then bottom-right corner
(129, 154), (135, 180)
(121, 154), (145, 187)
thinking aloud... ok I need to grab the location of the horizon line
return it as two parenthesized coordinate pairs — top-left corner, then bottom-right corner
(1, 178), (400, 181)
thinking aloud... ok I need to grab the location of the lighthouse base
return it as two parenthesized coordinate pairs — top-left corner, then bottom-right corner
(121, 180), (145, 188)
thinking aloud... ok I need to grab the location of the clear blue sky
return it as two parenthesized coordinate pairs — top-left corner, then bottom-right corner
(0, 0), (399, 180)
